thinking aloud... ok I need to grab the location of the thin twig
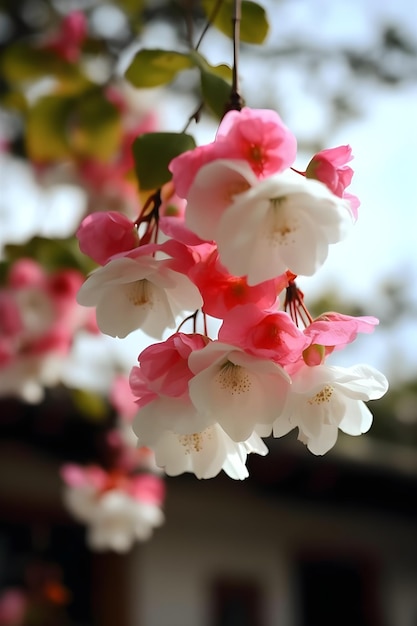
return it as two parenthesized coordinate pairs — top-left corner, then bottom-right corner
(195, 0), (225, 51)
(181, 101), (204, 133)
(227, 0), (243, 112)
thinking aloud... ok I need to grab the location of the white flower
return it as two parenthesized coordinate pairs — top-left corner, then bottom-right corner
(134, 420), (268, 480)
(76, 255), (203, 339)
(63, 485), (164, 552)
(0, 353), (65, 403)
(133, 395), (212, 440)
(188, 341), (291, 442)
(185, 159), (353, 284)
(272, 363), (389, 455)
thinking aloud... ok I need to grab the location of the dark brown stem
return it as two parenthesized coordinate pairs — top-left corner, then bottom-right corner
(181, 0), (195, 48)
(181, 101), (204, 133)
(224, 0), (243, 114)
(195, 0), (225, 51)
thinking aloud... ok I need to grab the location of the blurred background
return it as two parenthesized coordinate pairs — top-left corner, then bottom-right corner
(0, 0), (416, 625)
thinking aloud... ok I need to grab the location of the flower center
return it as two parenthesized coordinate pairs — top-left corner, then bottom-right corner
(126, 279), (152, 307)
(269, 197), (298, 243)
(307, 385), (334, 405)
(216, 360), (251, 395)
(225, 180), (251, 203)
(179, 431), (209, 453)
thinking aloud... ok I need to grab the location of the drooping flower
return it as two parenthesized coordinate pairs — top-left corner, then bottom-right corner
(133, 332), (208, 399)
(76, 249), (203, 339)
(133, 421), (268, 480)
(185, 159), (353, 284)
(169, 107), (297, 198)
(189, 249), (279, 319)
(43, 11), (87, 63)
(61, 464), (165, 552)
(188, 341), (291, 442)
(305, 145), (360, 219)
(76, 212), (139, 265)
(218, 304), (309, 364)
(304, 312), (379, 356)
(272, 362), (388, 455)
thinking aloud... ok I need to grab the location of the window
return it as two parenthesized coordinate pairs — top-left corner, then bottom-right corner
(211, 578), (264, 626)
(296, 552), (382, 626)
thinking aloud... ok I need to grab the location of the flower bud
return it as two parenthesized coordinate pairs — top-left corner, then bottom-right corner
(302, 343), (326, 366)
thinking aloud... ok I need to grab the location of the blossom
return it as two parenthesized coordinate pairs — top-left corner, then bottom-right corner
(0, 260), (94, 402)
(169, 107), (297, 198)
(185, 159), (353, 284)
(43, 11), (87, 63)
(0, 588), (27, 626)
(188, 341), (291, 441)
(218, 304), (309, 364)
(305, 145), (360, 219)
(61, 464), (165, 552)
(216, 107), (297, 177)
(64, 487), (164, 551)
(76, 212), (139, 265)
(273, 363), (388, 455)
(133, 421), (268, 480)
(304, 312), (379, 356)
(189, 249), (279, 319)
(76, 251), (203, 338)
(132, 332), (208, 400)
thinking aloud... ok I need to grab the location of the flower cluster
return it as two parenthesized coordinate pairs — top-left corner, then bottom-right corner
(61, 443), (165, 552)
(76, 107), (388, 479)
(0, 258), (96, 403)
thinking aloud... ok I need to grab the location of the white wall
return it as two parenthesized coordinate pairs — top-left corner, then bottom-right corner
(128, 477), (417, 626)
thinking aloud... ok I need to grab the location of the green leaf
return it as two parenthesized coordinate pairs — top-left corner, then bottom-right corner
(70, 90), (122, 160)
(26, 91), (122, 162)
(125, 49), (194, 88)
(1, 43), (51, 82)
(71, 389), (110, 421)
(1, 42), (89, 93)
(200, 66), (232, 118)
(133, 132), (196, 190)
(202, 0), (269, 44)
(26, 96), (73, 161)
(4, 237), (96, 275)
(190, 51), (232, 118)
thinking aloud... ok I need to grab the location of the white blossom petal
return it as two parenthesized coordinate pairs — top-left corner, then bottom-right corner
(189, 342), (290, 442)
(77, 256), (202, 339)
(273, 362), (388, 455)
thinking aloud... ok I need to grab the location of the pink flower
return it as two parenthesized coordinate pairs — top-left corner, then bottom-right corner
(0, 291), (23, 338)
(304, 312), (379, 357)
(44, 12), (87, 63)
(110, 374), (138, 420)
(216, 107), (297, 177)
(218, 304), (309, 364)
(189, 249), (279, 319)
(135, 332), (207, 399)
(61, 464), (107, 490)
(169, 107), (297, 198)
(7, 258), (45, 289)
(61, 464), (165, 551)
(0, 588), (27, 626)
(305, 145), (360, 219)
(128, 473), (165, 505)
(76, 212), (139, 265)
